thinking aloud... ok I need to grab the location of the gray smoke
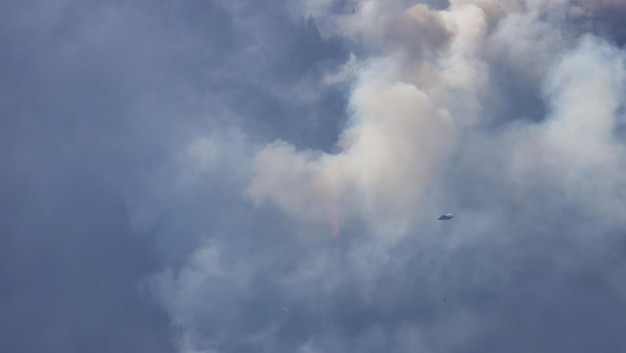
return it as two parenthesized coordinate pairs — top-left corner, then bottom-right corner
(3, 1), (626, 353)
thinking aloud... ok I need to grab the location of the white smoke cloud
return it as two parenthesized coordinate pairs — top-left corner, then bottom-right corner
(247, 1), (490, 226)
(248, 0), (626, 226)
(512, 35), (626, 220)
(144, 1), (626, 352)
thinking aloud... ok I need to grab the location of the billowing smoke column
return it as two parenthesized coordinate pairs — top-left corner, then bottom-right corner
(149, 1), (626, 353)
(248, 0), (626, 234)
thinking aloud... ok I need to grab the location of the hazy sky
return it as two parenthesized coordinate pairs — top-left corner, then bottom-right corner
(3, 1), (626, 352)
